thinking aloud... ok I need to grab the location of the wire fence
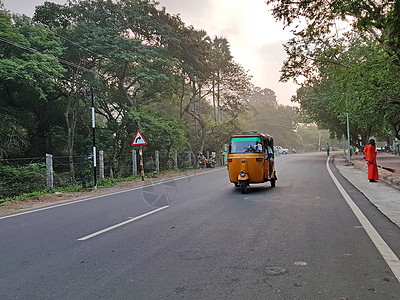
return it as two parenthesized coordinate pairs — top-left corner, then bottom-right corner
(0, 150), (224, 200)
(0, 157), (47, 199)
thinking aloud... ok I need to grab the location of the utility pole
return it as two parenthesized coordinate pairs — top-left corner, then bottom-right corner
(217, 69), (220, 124)
(346, 113), (351, 164)
(318, 131), (321, 152)
(91, 88), (97, 190)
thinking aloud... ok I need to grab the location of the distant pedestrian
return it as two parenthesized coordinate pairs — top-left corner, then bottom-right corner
(364, 139), (379, 182)
(326, 143), (330, 156)
(197, 152), (206, 169)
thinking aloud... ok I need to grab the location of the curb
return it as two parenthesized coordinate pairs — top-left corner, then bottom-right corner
(352, 159), (400, 191)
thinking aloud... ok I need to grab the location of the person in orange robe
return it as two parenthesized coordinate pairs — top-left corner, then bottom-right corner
(364, 139), (379, 182)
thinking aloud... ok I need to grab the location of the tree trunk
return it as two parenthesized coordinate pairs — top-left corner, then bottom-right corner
(65, 95), (77, 183)
(180, 77), (185, 119)
(394, 124), (400, 141)
(217, 69), (220, 123)
(212, 74), (216, 122)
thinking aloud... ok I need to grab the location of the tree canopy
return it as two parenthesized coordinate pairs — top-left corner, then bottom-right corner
(0, 0), (301, 181)
(266, 0), (400, 145)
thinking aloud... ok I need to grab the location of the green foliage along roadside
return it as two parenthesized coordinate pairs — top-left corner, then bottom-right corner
(0, 0), (300, 183)
(267, 0), (400, 148)
(0, 163), (46, 199)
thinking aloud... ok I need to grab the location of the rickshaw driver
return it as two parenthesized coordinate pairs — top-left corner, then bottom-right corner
(245, 141), (261, 153)
(255, 141), (263, 153)
(245, 144), (255, 152)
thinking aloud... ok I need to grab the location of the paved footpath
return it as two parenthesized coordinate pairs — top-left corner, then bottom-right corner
(333, 152), (400, 228)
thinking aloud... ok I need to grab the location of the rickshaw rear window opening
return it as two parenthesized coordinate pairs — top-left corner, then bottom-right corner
(230, 137), (263, 154)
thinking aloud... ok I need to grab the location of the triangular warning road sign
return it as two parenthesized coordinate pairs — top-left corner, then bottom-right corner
(132, 130), (147, 146)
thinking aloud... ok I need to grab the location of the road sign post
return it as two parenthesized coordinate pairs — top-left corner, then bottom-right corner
(139, 147), (144, 181)
(132, 149), (137, 176)
(131, 130), (147, 181)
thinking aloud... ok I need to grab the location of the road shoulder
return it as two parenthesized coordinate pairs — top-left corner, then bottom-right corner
(0, 167), (224, 217)
(333, 154), (400, 228)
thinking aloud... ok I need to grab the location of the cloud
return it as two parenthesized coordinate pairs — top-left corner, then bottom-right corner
(157, 0), (213, 29)
(251, 42), (297, 104)
(158, 0), (298, 105)
(4, 0), (66, 16)
(203, 0), (297, 104)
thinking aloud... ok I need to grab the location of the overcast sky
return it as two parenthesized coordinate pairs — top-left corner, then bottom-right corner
(4, 0), (297, 105)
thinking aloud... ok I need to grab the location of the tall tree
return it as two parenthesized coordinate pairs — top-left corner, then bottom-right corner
(211, 36), (233, 123)
(266, 0), (400, 65)
(292, 35), (400, 146)
(0, 10), (65, 157)
(34, 0), (181, 176)
(266, 0), (400, 143)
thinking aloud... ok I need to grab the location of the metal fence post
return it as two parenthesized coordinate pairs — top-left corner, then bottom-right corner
(99, 150), (104, 180)
(132, 150), (137, 176)
(155, 150), (160, 173)
(46, 153), (53, 189)
(174, 151), (178, 170)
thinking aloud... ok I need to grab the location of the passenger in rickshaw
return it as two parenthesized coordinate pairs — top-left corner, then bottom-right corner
(265, 144), (274, 176)
(255, 141), (263, 153)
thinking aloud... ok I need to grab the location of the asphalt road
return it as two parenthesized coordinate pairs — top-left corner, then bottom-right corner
(1, 153), (400, 299)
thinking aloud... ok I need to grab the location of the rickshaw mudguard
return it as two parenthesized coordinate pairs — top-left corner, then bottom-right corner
(237, 174), (249, 181)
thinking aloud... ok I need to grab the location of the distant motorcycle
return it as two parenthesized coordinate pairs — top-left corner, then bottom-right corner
(197, 152), (216, 168)
(206, 156), (215, 168)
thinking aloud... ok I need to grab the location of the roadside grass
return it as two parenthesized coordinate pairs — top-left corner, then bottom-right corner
(0, 168), (196, 204)
(0, 185), (84, 204)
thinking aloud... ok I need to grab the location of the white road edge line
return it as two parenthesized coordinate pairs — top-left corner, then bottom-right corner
(327, 157), (400, 282)
(77, 205), (169, 241)
(0, 168), (222, 220)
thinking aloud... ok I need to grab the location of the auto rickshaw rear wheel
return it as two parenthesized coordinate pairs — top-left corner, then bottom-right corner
(270, 177), (276, 187)
(240, 180), (248, 194)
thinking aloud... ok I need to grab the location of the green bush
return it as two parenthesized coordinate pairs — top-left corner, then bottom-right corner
(0, 163), (46, 199)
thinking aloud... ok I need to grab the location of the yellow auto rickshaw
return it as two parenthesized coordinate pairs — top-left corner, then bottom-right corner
(227, 132), (277, 193)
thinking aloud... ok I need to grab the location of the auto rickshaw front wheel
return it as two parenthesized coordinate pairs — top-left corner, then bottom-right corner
(240, 180), (248, 194)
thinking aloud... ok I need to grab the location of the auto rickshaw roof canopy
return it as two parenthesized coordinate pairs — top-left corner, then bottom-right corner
(230, 131), (273, 144)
